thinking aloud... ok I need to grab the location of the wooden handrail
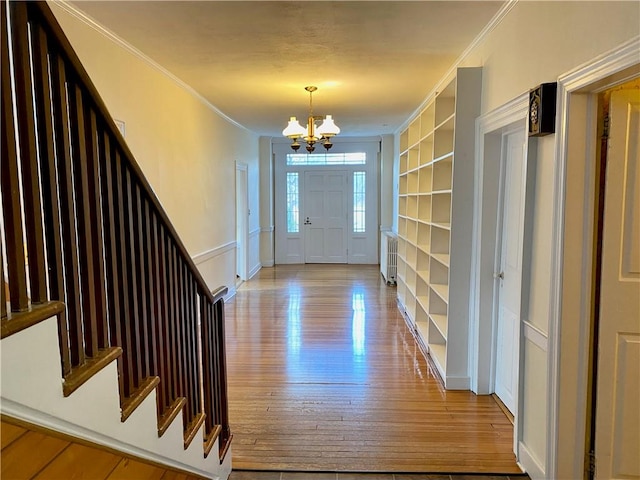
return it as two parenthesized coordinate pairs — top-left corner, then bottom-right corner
(1, 0), (231, 460)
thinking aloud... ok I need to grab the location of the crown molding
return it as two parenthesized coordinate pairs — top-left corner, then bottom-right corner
(396, 0), (519, 135)
(50, 0), (251, 133)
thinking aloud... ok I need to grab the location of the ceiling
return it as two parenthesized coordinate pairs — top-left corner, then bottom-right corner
(69, 1), (505, 138)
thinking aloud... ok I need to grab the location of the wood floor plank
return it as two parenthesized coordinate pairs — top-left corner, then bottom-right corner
(226, 264), (521, 473)
(1, 431), (70, 479)
(1, 421), (27, 450)
(107, 458), (166, 480)
(33, 443), (121, 479)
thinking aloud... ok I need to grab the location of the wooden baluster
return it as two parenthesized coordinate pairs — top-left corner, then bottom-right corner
(144, 201), (159, 379)
(123, 167), (142, 390)
(10, 2), (47, 304)
(201, 298), (212, 434)
(132, 184), (150, 379)
(188, 279), (199, 421)
(49, 54), (82, 369)
(192, 281), (202, 419)
(114, 153), (134, 397)
(165, 239), (178, 402)
(177, 256), (188, 423)
(101, 132), (125, 396)
(1, 247), (6, 319)
(171, 245), (184, 404)
(68, 83), (99, 359)
(84, 107), (109, 349)
(151, 214), (168, 413)
(157, 226), (172, 412)
(30, 20), (70, 373)
(1, 6), (29, 314)
(214, 298), (231, 444)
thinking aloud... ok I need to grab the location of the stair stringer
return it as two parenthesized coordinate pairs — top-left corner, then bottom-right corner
(0, 316), (232, 480)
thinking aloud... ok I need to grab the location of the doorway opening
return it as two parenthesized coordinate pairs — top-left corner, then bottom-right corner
(236, 162), (248, 286)
(552, 47), (639, 479)
(470, 93), (535, 459)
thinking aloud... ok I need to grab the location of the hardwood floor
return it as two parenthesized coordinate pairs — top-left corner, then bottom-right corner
(225, 265), (521, 474)
(0, 417), (206, 480)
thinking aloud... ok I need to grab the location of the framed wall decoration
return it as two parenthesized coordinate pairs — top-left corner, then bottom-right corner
(528, 82), (557, 137)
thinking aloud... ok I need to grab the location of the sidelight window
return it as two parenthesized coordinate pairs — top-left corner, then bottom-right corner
(286, 172), (299, 233)
(353, 171), (366, 233)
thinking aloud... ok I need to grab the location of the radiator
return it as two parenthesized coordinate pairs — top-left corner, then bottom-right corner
(381, 232), (398, 285)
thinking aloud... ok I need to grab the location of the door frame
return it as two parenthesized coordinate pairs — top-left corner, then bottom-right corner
(493, 126), (528, 416)
(273, 139), (380, 265)
(469, 92), (534, 458)
(236, 162), (249, 282)
(550, 37), (640, 479)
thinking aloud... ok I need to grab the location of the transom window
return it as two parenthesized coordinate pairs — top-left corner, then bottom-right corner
(286, 152), (366, 166)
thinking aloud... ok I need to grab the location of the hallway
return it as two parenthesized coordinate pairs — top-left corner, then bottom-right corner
(225, 265), (521, 474)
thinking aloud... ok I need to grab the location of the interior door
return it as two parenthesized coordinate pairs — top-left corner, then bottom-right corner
(304, 170), (348, 263)
(494, 129), (526, 414)
(594, 88), (640, 479)
(236, 163), (248, 281)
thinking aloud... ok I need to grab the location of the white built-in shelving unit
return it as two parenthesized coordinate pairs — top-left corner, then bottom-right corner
(396, 67), (481, 390)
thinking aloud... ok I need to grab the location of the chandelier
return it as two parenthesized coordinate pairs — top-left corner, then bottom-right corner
(282, 86), (340, 152)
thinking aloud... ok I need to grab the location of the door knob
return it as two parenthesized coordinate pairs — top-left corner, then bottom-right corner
(304, 216), (312, 225)
(493, 271), (504, 280)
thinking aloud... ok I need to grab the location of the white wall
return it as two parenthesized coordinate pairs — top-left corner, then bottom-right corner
(49, 2), (261, 295)
(394, 1), (639, 478)
(259, 137), (275, 267)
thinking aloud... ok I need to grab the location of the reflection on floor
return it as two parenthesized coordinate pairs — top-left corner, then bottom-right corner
(225, 265), (522, 474)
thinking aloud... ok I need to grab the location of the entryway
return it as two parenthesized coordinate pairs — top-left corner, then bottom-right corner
(273, 141), (379, 265)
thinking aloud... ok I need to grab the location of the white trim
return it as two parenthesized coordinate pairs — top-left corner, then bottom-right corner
(223, 286), (236, 303)
(443, 375), (471, 391)
(470, 93), (529, 394)
(261, 260), (275, 268)
(260, 226), (274, 233)
(248, 263), (261, 279)
(523, 320), (548, 352)
(519, 441), (546, 480)
(548, 36), (640, 480)
(249, 227), (261, 238)
(191, 240), (236, 266)
(379, 226), (392, 233)
(53, 0), (250, 133)
(396, 0), (519, 135)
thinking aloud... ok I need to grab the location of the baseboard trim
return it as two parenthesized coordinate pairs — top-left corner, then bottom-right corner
(518, 441), (545, 480)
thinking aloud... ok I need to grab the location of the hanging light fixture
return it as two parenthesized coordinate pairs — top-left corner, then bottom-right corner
(282, 86), (340, 152)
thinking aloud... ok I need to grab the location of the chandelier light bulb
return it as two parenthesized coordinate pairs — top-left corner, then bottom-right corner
(282, 116), (306, 138)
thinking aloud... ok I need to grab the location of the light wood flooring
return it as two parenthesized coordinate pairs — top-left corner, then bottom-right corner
(0, 417), (205, 480)
(225, 265), (522, 474)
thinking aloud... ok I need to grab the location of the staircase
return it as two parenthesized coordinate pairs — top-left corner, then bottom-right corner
(1, 2), (231, 478)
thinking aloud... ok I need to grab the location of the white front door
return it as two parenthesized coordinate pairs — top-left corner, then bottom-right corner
(494, 129), (526, 414)
(304, 170), (348, 263)
(595, 88), (640, 479)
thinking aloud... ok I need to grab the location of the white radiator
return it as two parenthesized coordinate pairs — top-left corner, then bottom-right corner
(381, 232), (398, 285)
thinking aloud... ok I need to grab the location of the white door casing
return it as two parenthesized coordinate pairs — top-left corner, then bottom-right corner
(494, 129), (527, 414)
(273, 140), (379, 265)
(594, 88), (640, 480)
(236, 162), (249, 281)
(304, 171), (348, 263)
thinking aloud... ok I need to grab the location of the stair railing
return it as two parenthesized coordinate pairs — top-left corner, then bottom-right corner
(1, 0), (231, 460)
